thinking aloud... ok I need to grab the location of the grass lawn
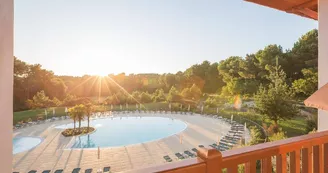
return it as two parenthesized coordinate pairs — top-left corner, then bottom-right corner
(14, 107), (67, 125)
(278, 116), (307, 137)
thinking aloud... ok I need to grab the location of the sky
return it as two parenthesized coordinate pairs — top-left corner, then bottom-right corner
(14, 0), (317, 76)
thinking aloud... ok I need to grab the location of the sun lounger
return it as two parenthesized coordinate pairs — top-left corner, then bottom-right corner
(209, 144), (217, 149)
(229, 130), (244, 134)
(28, 171), (37, 173)
(85, 168), (92, 173)
(72, 168), (81, 173)
(191, 148), (198, 153)
(175, 153), (185, 160)
(163, 155), (173, 162)
(217, 146), (227, 151)
(219, 142), (233, 148)
(184, 150), (196, 158)
(42, 170), (51, 173)
(231, 127), (244, 130)
(225, 135), (240, 140)
(54, 169), (64, 173)
(103, 166), (110, 172)
(221, 139), (238, 145)
(198, 145), (204, 148)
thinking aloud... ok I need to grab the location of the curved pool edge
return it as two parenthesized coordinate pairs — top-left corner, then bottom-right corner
(13, 136), (44, 155)
(62, 116), (188, 150)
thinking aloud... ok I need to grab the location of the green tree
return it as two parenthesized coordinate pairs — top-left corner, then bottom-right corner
(254, 66), (299, 127)
(26, 90), (52, 109)
(152, 89), (166, 102)
(255, 44), (287, 78)
(287, 29), (318, 80)
(185, 61), (224, 93)
(163, 73), (177, 90)
(140, 92), (152, 103)
(189, 84), (202, 101)
(292, 68), (318, 97)
(85, 103), (94, 130)
(68, 104), (86, 132)
(68, 107), (78, 132)
(167, 86), (181, 102)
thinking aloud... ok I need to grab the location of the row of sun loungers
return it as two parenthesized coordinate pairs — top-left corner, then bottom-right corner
(208, 122), (246, 152)
(14, 110), (196, 130)
(163, 148), (198, 162)
(109, 110), (194, 114)
(14, 116), (71, 129)
(15, 166), (110, 173)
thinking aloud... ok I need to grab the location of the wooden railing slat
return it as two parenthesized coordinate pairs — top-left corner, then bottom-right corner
(261, 157), (272, 173)
(276, 154), (287, 173)
(324, 143), (328, 173)
(302, 147), (313, 173)
(245, 160), (256, 173)
(313, 145), (324, 173)
(227, 166), (238, 173)
(290, 150), (300, 173)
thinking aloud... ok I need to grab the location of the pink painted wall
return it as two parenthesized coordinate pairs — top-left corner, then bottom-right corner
(318, 0), (328, 131)
(0, 0), (13, 171)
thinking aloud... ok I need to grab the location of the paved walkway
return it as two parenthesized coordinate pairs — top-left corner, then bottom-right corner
(13, 113), (250, 173)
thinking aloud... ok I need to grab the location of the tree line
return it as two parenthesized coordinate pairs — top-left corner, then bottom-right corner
(14, 29), (318, 113)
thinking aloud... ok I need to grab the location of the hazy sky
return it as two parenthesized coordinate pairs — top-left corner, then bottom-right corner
(14, 0), (317, 76)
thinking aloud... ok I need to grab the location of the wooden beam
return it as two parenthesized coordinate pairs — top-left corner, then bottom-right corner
(292, 0), (317, 9)
(297, 8), (318, 20)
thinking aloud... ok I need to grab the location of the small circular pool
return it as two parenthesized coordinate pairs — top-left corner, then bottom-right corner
(13, 137), (42, 154)
(56, 116), (187, 148)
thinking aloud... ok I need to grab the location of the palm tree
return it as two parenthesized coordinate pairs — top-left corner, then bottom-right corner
(69, 104), (85, 132)
(68, 107), (77, 132)
(85, 103), (94, 131)
(75, 104), (85, 132)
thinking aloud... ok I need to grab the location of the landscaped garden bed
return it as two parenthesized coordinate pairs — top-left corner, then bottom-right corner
(61, 127), (95, 137)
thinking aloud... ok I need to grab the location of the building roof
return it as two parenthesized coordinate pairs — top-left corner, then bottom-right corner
(304, 83), (328, 111)
(245, 0), (318, 20)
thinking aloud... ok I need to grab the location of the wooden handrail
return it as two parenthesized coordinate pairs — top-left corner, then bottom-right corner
(122, 131), (328, 173)
(218, 130), (328, 172)
(221, 130), (328, 166)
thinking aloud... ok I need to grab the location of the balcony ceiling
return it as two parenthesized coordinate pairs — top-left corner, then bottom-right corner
(245, 0), (318, 20)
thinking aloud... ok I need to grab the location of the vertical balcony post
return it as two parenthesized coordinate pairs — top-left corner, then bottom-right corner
(197, 148), (222, 173)
(318, 0), (328, 131)
(0, 0), (14, 172)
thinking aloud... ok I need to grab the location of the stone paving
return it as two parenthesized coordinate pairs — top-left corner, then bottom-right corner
(13, 113), (250, 173)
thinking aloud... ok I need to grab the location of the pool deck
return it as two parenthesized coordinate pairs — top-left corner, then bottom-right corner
(13, 113), (250, 172)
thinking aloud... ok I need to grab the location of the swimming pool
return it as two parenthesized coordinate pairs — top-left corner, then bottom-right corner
(56, 116), (187, 148)
(13, 137), (43, 154)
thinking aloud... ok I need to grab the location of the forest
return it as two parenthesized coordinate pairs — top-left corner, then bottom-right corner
(14, 29), (318, 115)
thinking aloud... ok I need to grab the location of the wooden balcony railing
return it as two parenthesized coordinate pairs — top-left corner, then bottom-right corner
(124, 130), (328, 173)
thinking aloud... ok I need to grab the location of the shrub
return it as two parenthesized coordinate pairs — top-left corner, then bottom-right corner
(248, 126), (265, 145)
(306, 114), (318, 133)
(61, 127), (95, 137)
(269, 131), (287, 142)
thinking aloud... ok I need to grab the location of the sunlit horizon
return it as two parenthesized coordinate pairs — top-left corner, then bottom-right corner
(14, 0), (317, 76)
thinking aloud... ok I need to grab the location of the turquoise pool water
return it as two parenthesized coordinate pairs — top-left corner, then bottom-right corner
(56, 116), (187, 148)
(13, 137), (42, 154)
